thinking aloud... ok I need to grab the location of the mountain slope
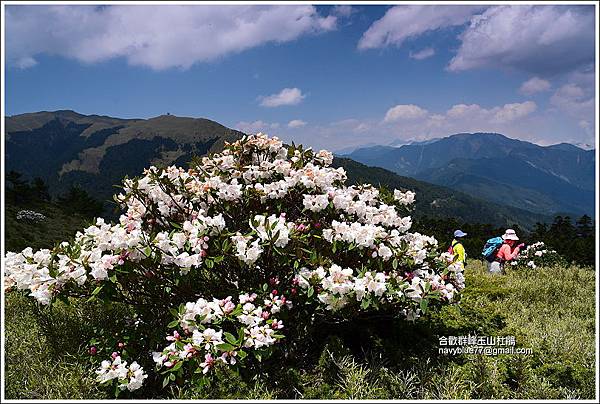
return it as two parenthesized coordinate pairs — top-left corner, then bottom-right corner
(6, 111), (244, 203)
(333, 158), (551, 229)
(6, 111), (552, 228)
(347, 132), (595, 216)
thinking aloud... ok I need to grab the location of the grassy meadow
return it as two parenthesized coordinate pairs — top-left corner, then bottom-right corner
(5, 260), (596, 399)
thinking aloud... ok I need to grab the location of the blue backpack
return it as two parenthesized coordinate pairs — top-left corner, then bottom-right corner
(482, 237), (503, 262)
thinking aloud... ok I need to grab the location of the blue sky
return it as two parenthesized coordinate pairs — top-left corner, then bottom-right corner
(5, 4), (596, 151)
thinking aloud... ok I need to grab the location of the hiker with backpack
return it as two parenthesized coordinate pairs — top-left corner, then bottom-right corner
(482, 229), (525, 274)
(448, 230), (467, 269)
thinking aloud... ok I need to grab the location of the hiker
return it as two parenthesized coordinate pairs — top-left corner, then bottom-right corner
(485, 229), (525, 274)
(449, 229), (467, 269)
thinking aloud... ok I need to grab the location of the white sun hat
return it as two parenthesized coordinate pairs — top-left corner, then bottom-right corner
(502, 229), (519, 241)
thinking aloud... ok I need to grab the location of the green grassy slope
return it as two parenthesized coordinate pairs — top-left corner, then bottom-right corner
(4, 199), (93, 253)
(5, 261), (594, 399)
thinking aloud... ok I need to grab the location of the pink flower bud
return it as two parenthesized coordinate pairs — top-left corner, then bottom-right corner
(271, 289), (278, 296)
(261, 311), (270, 320)
(200, 250), (207, 258)
(89, 346), (97, 355)
(111, 352), (119, 360)
(223, 301), (236, 314)
(117, 342), (125, 349)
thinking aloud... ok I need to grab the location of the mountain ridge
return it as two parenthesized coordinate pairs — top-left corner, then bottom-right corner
(6, 111), (560, 228)
(347, 132), (595, 216)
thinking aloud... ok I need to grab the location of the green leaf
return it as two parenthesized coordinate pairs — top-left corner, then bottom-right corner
(392, 258), (398, 270)
(360, 298), (370, 309)
(237, 350), (248, 359)
(168, 320), (180, 328)
(224, 332), (238, 345)
(171, 361), (183, 372)
(307, 286), (314, 298)
(169, 373), (176, 381)
(162, 376), (170, 388)
(217, 343), (235, 352)
(109, 274), (117, 283)
(92, 285), (103, 296)
(420, 298), (429, 313)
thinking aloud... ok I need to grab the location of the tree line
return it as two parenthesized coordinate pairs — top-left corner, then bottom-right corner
(5, 171), (105, 218)
(415, 216), (595, 268)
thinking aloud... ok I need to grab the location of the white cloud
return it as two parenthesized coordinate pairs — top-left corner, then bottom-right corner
(358, 5), (482, 50)
(234, 120), (280, 134)
(259, 87), (306, 107)
(384, 104), (428, 122)
(331, 5), (353, 18)
(441, 101), (536, 124)
(446, 103), (486, 119)
(6, 5), (337, 70)
(550, 84), (595, 127)
(15, 56), (37, 68)
(409, 47), (435, 60)
(448, 6), (595, 75)
(288, 119), (307, 128)
(492, 101), (537, 123)
(519, 77), (551, 95)
(353, 122), (370, 133)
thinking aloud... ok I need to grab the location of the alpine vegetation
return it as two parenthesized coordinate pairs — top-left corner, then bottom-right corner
(512, 241), (563, 269)
(16, 209), (47, 223)
(4, 134), (465, 395)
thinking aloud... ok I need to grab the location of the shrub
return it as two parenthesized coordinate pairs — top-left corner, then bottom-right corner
(16, 209), (47, 223)
(512, 241), (564, 269)
(4, 134), (464, 396)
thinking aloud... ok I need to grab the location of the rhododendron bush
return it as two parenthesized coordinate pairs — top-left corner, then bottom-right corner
(512, 241), (563, 269)
(4, 134), (465, 396)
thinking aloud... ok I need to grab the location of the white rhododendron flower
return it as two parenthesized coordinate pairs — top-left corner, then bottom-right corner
(514, 241), (561, 270)
(394, 189), (416, 205)
(96, 355), (148, 392)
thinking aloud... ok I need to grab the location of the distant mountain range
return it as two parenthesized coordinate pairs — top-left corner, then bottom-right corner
(6, 111), (569, 228)
(333, 158), (550, 229)
(346, 133), (595, 217)
(334, 137), (441, 155)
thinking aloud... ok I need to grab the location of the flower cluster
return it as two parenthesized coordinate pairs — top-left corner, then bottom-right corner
(16, 209), (46, 223)
(152, 292), (289, 378)
(513, 241), (562, 269)
(96, 354), (148, 392)
(4, 133), (464, 393)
